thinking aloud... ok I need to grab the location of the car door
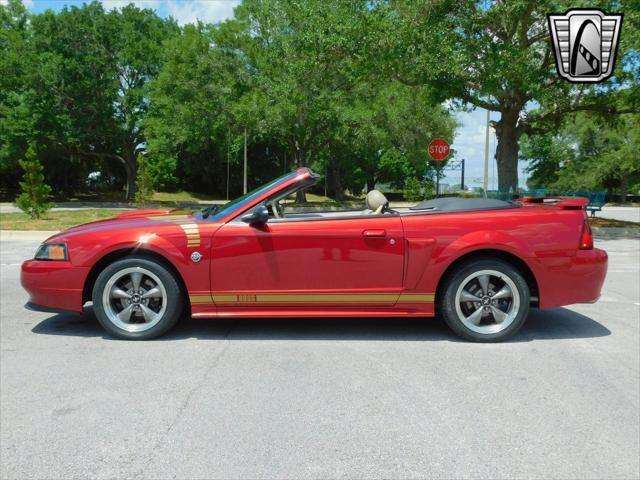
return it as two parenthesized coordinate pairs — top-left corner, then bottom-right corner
(209, 211), (405, 308)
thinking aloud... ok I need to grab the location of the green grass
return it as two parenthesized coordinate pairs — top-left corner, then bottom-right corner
(43, 190), (222, 203)
(52, 191), (128, 203)
(151, 190), (222, 202)
(0, 209), (124, 231)
(589, 217), (640, 228)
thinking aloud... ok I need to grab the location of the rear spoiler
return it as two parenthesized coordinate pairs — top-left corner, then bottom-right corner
(518, 197), (589, 210)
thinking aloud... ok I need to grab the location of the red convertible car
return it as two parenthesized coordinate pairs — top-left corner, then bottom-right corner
(21, 168), (607, 342)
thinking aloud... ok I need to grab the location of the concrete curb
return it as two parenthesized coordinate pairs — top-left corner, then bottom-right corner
(0, 230), (59, 242)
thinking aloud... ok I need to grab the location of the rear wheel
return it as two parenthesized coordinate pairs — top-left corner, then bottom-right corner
(439, 258), (530, 342)
(92, 257), (183, 340)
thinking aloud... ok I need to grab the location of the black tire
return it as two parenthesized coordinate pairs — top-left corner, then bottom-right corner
(438, 257), (530, 342)
(92, 256), (184, 340)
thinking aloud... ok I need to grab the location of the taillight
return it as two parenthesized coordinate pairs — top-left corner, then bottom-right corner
(580, 221), (593, 250)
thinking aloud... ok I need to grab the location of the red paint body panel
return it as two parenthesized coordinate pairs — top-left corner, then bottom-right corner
(21, 169), (608, 319)
(397, 205), (607, 309)
(21, 260), (88, 312)
(211, 215), (405, 306)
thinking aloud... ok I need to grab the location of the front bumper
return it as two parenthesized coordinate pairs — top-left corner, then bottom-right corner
(21, 260), (89, 313)
(537, 248), (608, 309)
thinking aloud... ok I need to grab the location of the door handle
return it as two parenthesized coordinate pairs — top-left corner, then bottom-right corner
(362, 229), (386, 237)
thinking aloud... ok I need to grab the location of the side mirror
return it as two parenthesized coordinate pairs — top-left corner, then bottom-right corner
(241, 204), (269, 225)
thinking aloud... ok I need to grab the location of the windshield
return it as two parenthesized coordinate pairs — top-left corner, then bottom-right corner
(198, 171), (299, 221)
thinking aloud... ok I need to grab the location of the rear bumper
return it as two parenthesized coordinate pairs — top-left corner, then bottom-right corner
(21, 260), (89, 314)
(537, 248), (608, 309)
(24, 301), (79, 315)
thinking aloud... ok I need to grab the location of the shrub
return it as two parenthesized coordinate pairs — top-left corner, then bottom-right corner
(423, 179), (435, 199)
(15, 147), (54, 219)
(135, 156), (155, 205)
(404, 177), (424, 202)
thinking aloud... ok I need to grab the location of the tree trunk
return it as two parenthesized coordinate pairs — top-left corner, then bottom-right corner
(366, 171), (376, 192)
(494, 109), (520, 191)
(124, 161), (136, 201)
(330, 157), (344, 201)
(293, 142), (307, 203)
(123, 142), (137, 201)
(619, 175), (628, 203)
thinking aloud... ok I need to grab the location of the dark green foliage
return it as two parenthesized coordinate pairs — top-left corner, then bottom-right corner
(0, 1), (179, 200)
(404, 177), (426, 202)
(1, 0), (637, 201)
(15, 147), (54, 219)
(134, 155), (155, 205)
(522, 114), (640, 198)
(369, 0), (639, 191)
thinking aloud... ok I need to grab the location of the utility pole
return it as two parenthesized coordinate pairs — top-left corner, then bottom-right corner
(461, 158), (465, 191)
(483, 109), (490, 195)
(243, 128), (247, 194)
(226, 128), (230, 200)
(324, 164), (328, 198)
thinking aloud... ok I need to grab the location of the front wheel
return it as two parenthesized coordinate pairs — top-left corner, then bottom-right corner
(439, 258), (530, 342)
(92, 257), (184, 340)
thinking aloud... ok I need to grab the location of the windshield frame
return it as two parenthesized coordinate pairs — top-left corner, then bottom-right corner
(196, 169), (317, 223)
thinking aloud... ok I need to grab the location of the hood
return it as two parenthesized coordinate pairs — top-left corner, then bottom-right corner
(45, 208), (194, 242)
(114, 208), (177, 219)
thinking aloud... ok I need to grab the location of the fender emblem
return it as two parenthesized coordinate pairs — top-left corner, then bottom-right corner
(190, 251), (202, 263)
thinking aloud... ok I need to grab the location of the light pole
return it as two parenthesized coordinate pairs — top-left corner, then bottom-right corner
(243, 128), (247, 194)
(483, 109), (490, 195)
(226, 128), (230, 200)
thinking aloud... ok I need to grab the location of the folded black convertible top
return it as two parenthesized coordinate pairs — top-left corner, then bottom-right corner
(410, 197), (519, 213)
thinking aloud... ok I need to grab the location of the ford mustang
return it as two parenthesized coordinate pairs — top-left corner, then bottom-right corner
(21, 168), (607, 342)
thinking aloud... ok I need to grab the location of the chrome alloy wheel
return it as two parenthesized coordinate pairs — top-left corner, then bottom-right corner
(454, 269), (520, 335)
(101, 267), (167, 333)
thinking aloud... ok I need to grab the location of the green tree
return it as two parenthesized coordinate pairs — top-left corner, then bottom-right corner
(134, 154), (155, 204)
(522, 113), (640, 198)
(337, 81), (456, 193)
(0, 0), (37, 190)
(108, 5), (179, 199)
(1, 2), (178, 199)
(404, 177), (425, 202)
(230, 0), (361, 201)
(145, 23), (249, 194)
(370, 0), (639, 190)
(15, 146), (54, 219)
(27, 2), (119, 194)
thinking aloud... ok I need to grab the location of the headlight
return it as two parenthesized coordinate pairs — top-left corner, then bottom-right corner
(34, 243), (68, 261)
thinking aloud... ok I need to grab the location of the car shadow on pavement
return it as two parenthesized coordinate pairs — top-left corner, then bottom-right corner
(31, 306), (611, 342)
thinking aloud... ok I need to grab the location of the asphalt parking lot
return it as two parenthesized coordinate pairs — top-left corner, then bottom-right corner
(1, 238), (639, 479)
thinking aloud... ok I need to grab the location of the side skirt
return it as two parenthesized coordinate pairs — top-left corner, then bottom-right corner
(191, 308), (435, 319)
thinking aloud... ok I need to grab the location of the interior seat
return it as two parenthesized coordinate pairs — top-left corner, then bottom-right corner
(365, 190), (389, 214)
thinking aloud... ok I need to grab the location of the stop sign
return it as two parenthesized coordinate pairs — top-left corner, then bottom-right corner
(428, 138), (450, 161)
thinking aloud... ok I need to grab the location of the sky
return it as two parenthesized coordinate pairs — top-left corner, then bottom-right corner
(21, 0), (242, 25)
(12, 0), (530, 189)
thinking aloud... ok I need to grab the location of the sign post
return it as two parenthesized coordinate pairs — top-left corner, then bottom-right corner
(427, 138), (450, 197)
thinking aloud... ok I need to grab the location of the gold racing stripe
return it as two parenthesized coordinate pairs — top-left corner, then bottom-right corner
(398, 293), (435, 303)
(145, 215), (202, 248)
(147, 214), (192, 221)
(179, 223), (200, 247)
(201, 292), (435, 304)
(189, 294), (214, 304)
